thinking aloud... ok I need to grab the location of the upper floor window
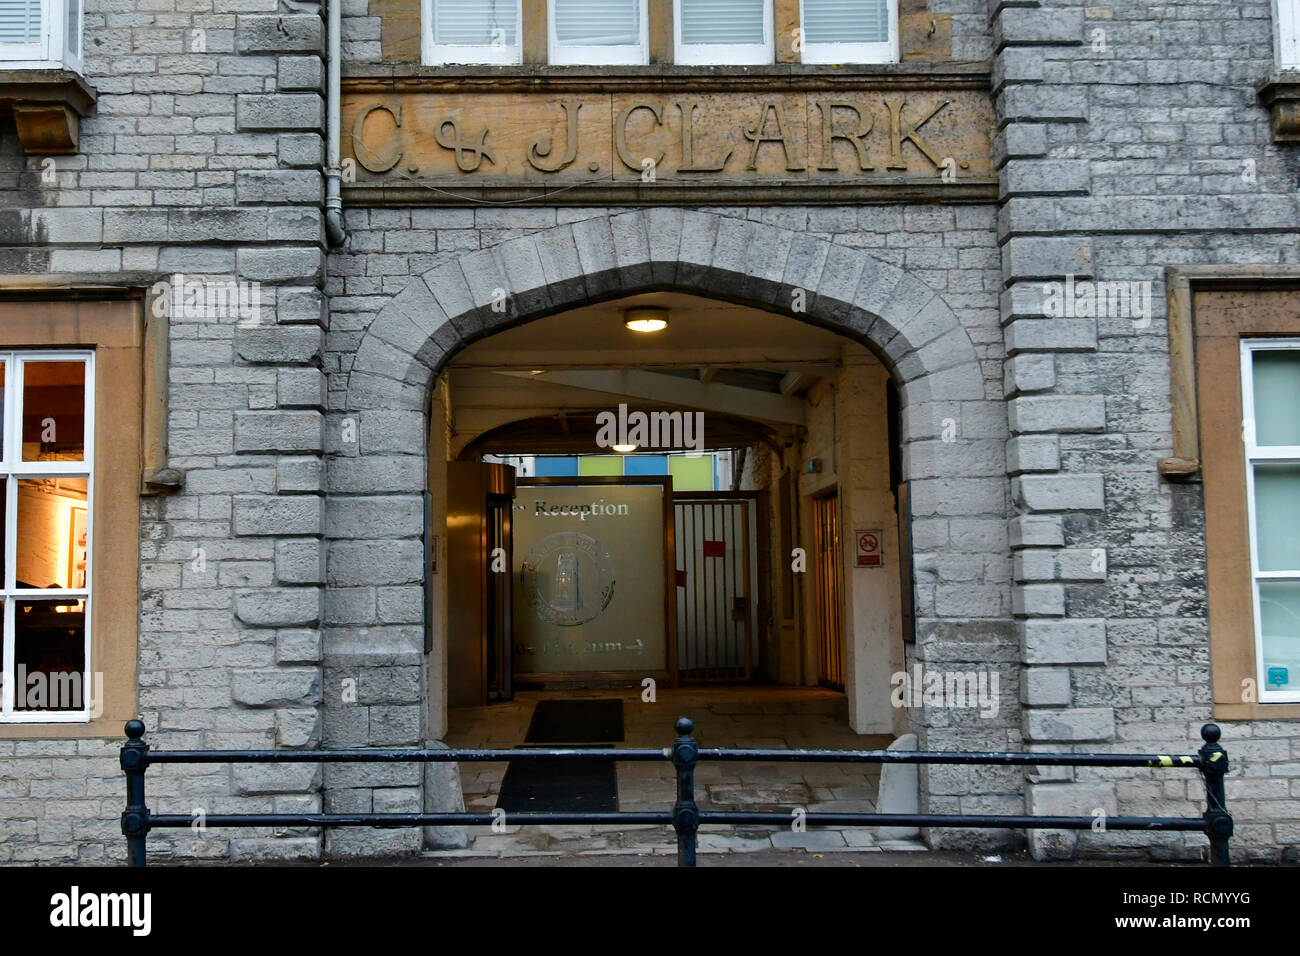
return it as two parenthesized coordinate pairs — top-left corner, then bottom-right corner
(426, 0), (522, 65)
(0, 0), (82, 72)
(801, 0), (896, 64)
(675, 0), (772, 65)
(1241, 339), (1300, 703)
(1278, 0), (1300, 69)
(550, 0), (648, 65)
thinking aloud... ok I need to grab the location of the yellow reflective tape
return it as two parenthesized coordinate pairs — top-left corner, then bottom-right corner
(1157, 755), (1173, 766)
(1179, 756), (1194, 765)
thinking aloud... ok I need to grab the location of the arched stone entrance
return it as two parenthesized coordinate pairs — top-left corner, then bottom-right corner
(322, 209), (1014, 855)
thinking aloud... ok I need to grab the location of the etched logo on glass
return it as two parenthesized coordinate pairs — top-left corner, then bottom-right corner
(520, 531), (616, 627)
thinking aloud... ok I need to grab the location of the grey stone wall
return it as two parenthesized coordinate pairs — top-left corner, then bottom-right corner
(2, 0), (1299, 866)
(0, 0), (329, 863)
(996, 0), (1300, 862)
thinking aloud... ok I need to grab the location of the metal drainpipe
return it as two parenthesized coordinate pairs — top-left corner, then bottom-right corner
(324, 0), (347, 247)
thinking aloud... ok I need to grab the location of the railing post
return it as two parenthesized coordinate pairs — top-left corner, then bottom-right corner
(671, 717), (700, 868)
(1198, 723), (1232, 867)
(120, 719), (151, 867)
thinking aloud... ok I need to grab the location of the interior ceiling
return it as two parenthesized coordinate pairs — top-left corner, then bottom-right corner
(446, 292), (855, 457)
(449, 292), (846, 381)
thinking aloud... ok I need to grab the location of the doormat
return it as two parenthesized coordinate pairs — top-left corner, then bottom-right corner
(523, 699), (625, 744)
(496, 748), (619, 813)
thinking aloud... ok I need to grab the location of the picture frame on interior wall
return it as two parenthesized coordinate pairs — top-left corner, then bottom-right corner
(674, 0), (774, 66)
(799, 0), (899, 65)
(0, 0), (83, 72)
(549, 0), (649, 66)
(424, 0), (523, 65)
(1278, 0), (1300, 68)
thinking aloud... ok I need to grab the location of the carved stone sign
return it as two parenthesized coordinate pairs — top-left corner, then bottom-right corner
(341, 83), (995, 206)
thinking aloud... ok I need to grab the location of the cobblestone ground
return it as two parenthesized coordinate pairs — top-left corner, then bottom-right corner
(444, 687), (908, 856)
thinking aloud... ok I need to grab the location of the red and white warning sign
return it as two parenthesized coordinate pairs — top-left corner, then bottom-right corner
(856, 530), (882, 567)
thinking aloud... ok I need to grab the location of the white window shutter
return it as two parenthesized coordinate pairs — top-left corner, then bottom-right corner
(553, 0), (640, 47)
(679, 0), (766, 46)
(0, 0), (42, 46)
(431, 0), (518, 47)
(802, 0), (890, 44)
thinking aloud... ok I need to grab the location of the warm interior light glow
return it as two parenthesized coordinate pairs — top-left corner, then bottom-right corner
(624, 306), (669, 333)
(612, 444), (638, 453)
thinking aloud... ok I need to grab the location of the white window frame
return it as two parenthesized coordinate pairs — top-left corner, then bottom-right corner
(1277, 0), (1300, 69)
(549, 0), (649, 66)
(0, 0), (82, 72)
(673, 0), (774, 66)
(799, 0), (898, 65)
(0, 350), (95, 723)
(423, 0), (522, 66)
(1240, 338), (1300, 704)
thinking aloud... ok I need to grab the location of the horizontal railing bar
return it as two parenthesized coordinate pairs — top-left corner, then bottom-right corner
(150, 812), (673, 828)
(144, 748), (670, 764)
(146, 811), (1207, 832)
(142, 747), (1203, 769)
(696, 749), (1202, 768)
(697, 812), (1208, 831)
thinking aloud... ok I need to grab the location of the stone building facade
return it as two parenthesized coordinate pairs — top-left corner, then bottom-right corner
(1, 0), (1298, 864)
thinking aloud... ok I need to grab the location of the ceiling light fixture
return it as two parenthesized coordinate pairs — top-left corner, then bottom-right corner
(612, 443), (638, 453)
(624, 306), (669, 333)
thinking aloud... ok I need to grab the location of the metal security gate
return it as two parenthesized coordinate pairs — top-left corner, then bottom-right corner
(813, 492), (844, 691)
(674, 494), (759, 681)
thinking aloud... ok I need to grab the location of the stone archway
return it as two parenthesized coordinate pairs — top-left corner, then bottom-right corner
(322, 209), (1013, 855)
(343, 209), (986, 414)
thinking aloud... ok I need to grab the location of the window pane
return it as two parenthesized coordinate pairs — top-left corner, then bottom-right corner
(624, 455), (668, 476)
(1254, 464), (1300, 572)
(0, 359), (6, 461)
(579, 455), (622, 476)
(22, 361), (86, 462)
(670, 455), (715, 491)
(534, 456), (578, 477)
(555, 0), (640, 46)
(803, 0), (889, 44)
(13, 598), (86, 711)
(0, 0), (42, 46)
(680, 0), (765, 45)
(1260, 581), (1300, 693)
(66, 0), (80, 57)
(1252, 349), (1300, 447)
(16, 477), (88, 590)
(432, 0), (518, 46)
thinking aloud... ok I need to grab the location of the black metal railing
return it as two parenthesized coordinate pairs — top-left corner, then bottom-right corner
(120, 718), (1233, 867)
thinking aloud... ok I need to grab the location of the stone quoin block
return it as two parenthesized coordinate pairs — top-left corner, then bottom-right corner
(236, 14), (325, 55)
(1021, 619), (1107, 665)
(231, 668), (322, 707)
(1021, 667), (1072, 707)
(233, 494), (324, 537)
(1008, 395), (1106, 433)
(1013, 474), (1105, 512)
(1026, 708), (1116, 743)
(1007, 435), (1062, 474)
(234, 410), (323, 454)
(235, 587), (323, 627)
